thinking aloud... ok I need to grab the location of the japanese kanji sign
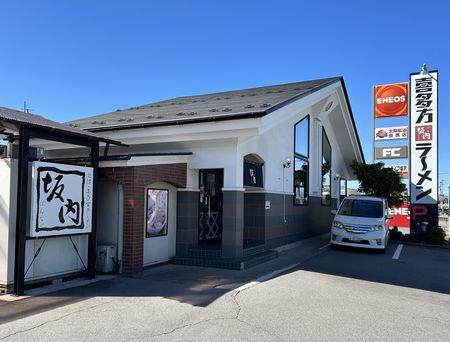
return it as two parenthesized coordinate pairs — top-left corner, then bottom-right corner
(29, 162), (93, 237)
(410, 71), (438, 205)
(374, 126), (408, 141)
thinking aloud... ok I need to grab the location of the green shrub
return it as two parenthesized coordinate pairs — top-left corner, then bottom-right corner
(426, 227), (446, 245)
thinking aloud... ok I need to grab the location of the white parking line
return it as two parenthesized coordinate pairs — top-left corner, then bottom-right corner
(319, 243), (330, 250)
(392, 244), (404, 260)
(217, 263), (301, 294)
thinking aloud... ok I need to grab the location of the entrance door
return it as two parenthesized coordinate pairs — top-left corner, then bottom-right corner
(198, 169), (223, 244)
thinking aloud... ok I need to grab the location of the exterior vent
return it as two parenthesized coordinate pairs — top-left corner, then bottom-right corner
(260, 103), (270, 108)
(176, 112), (186, 116)
(222, 108), (232, 112)
(188, 112), (197, 116)
(146, 115), (154, 119)
(245, 105), (254, 109)
(210, 109), (218, 113)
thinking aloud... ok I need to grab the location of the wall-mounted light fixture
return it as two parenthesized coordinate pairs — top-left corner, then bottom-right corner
(334, 173), (340, 181)
(283, 157), (291, 168)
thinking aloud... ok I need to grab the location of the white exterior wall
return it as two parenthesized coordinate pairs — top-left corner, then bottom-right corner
(0, 158), (88, 287)
(237, 89), (350, 199)
(0, 159), (17, 286)
(237, 106), (310, 194)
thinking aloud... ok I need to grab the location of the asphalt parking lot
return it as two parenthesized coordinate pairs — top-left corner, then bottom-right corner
(300, 242), (450, 295)
(0, 238), (449, 341)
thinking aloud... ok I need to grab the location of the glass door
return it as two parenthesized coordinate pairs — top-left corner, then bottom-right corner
(198, 169), (223, 244)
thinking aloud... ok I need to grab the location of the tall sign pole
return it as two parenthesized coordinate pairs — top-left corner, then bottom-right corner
(409, 66), (439, 234)
(373, 82), (410, 233)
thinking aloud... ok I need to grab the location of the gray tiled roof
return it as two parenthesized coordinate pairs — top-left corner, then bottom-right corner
(0, 106), (121, 145)
(68, 77), (341, 131)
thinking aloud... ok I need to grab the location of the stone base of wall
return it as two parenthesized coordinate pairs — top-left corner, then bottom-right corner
(174, 192), (336, 270)
(245, 192), (336, 249)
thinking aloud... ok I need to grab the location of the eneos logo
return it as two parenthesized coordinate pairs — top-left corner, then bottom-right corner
(374, 83), (408, 118)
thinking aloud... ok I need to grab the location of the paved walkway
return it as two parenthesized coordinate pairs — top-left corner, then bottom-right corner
(1, 236), (450, 341)
(0, 234), (330, 325)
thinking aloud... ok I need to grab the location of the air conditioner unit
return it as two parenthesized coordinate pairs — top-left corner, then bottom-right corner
(96, 245), (116, 273)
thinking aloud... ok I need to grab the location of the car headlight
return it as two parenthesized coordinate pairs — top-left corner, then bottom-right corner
(332, 220), (344, 229)
(370, 224), (384, 231)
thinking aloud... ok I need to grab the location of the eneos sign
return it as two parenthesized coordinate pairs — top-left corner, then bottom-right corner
(374, 83), (408, 118)
(388, 203), (410, 234)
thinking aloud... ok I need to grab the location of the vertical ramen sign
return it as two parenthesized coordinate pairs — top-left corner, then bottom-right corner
(30, 161), (93, 237)
(409, 71), (438, 230)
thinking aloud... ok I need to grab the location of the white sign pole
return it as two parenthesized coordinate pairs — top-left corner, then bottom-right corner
(410, 70), (438, 204)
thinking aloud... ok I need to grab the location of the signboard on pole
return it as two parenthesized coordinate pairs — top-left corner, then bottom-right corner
(29, 161), (94, 237)
(375, 146), (408, 159)
(374, 83), (408, 118)
(409, 70), (438, 231)
(375, 126), (408, 141)
(384, 165), (408, 178)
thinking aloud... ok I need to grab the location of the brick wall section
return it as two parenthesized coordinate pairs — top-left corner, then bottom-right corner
(100, 164), (187, 275)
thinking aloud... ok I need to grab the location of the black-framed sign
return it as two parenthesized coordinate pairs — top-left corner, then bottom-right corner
(146, 188), (168, 238)
(29, 161), (93, 237)
(244, 160), (263, 188)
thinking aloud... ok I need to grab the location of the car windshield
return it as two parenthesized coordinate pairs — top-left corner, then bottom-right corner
(338, 199), (383, 218)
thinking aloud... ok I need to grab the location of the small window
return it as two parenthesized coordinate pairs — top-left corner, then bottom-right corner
(322, 128), (331, 205)
(294, 158), (308, 205)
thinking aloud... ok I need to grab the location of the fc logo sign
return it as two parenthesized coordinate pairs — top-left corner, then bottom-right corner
(383, 147), (402, 157)
(375, 146), (408, 160)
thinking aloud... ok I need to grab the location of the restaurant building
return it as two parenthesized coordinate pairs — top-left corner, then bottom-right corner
(43, 76), (364, 273)
(0, 77), (365, 289)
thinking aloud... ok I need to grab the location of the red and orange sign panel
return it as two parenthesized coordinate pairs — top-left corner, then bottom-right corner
(374, 83), (408, 118)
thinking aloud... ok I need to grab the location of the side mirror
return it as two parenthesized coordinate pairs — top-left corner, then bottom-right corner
(386, 214), (393, 220)
(331, 209), (337, 215)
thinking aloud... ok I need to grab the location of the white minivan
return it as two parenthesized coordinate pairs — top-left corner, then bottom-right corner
(330, 196), (392, 251)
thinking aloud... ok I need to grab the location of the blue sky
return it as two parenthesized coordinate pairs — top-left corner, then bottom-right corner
(1, 0), (449, 191)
